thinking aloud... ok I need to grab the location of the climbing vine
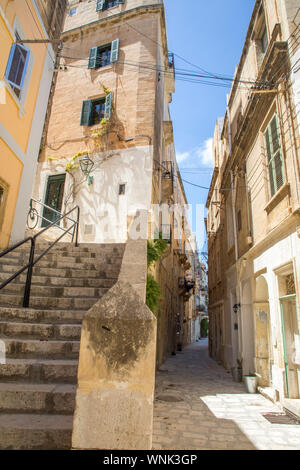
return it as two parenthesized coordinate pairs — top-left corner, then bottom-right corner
(46, 83), (122, 213)
(146, 234), (168, 314)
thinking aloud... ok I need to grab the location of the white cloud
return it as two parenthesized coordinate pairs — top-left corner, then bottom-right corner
(176, 151), (190, 164)
(176, 138), (214, 169)
(196, 138), (213, 167)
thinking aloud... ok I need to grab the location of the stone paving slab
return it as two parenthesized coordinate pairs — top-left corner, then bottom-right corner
(152, 340), (300, 450)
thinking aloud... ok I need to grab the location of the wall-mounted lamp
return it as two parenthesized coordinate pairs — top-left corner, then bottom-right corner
(233, 303), (241, 314)
(79, 153), (94, 178)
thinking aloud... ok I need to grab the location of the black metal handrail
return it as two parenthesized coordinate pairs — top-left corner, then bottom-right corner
(30, 197), (78, 232)
(0, 205), (80, 308)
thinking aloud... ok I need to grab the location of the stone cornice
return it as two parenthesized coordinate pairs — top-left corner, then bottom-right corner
(238, 210), (300, 262)
(206, 167), (219, 208)
(62, 4), (169, 66)
(63, 4), (163, 37)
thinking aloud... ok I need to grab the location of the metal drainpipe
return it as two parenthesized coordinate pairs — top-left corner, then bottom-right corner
(283, 84), (300, 208)
(231, 170), (243, 365)
(244, 170), (252, 239)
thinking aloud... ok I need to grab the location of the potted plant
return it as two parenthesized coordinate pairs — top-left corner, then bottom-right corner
(244, 372), (258, 393)
(231, 358), (243, 382)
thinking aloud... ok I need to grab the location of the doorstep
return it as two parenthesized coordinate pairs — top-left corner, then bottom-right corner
(258, 386), (278, 404)
(283, 399), (300, 421)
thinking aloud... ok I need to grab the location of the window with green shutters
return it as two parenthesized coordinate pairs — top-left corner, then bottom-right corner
(264, 114), (284, 197)
(80, 93), (113, 126)
(88, 40), (119, 69)
(96, 0), (124, 12)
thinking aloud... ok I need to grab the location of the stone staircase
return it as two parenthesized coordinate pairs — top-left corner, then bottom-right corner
(0, 241), (125, 449)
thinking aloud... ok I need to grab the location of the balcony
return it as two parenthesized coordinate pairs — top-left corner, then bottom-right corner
(178, 277), (195, 301)
(161, 161), (174, 202)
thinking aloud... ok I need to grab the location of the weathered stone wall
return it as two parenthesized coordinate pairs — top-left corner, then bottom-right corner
(64, 0), (162, 32)
(35, 0), (67, 49)
(72, 280), (157, 450)
(72, 230), (156, 450)
(206, 0), (300, 381)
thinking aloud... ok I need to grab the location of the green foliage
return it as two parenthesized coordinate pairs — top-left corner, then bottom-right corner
(146, 234), (168, 313)
(146, 275), (161, 314)
(92, 118), (109, 138)
(147, 234), (168, 267)
(200, 318), (209, 337)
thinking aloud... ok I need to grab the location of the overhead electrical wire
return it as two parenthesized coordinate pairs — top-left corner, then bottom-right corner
(58, 51), (268, 88)
(57, 7), (300, 194)
(57, 54), (258, 92)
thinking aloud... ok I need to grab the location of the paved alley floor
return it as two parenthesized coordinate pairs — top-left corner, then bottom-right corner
(152, 340), (300, 450)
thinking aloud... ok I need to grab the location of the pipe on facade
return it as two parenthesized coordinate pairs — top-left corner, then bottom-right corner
(283, 84), (300, 208)
(231, 169), (243, 364)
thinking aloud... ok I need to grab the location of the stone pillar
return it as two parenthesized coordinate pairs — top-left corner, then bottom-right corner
(72, 280), (157, 450)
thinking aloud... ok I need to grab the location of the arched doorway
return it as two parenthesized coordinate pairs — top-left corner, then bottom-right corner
(254, 275), (271, 387)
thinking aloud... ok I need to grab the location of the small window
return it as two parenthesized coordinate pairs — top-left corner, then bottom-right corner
(69, 7), (77, 16)
(80, 95), (113, 126)
(88, 39), (119, 69)
(96, 0), (124, 12)
(119, 184), (126, 195)
(261, 26), (268, 54)
(237, 210), (242, 232)
(5, 40), (30, 98)
(91, 99), (106, 125)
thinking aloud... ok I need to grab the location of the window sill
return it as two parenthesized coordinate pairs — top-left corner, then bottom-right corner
(0, 79), (25, 117)
(91, 64), (112, 72)
(264, 182), (290, 214)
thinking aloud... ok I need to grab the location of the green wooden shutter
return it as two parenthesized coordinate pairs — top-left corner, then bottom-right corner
(265, 127), (275, 197)
(118, 0), (125, 3)
(80, 100), (93, 126)
(96, 0), (105, 11)
(105, 92), (112, 119)
(110, 39), (119, 63)
(270, 116), (280, 153)
(88, 47), (99, 69)
(265, 114), (284, 197)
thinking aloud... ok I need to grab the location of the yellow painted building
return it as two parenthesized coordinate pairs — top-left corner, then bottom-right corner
(0, 0), (66, 249)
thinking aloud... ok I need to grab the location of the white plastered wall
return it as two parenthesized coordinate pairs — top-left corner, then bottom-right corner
(33, 145), (153, 243)
(253, 231), (300, 398)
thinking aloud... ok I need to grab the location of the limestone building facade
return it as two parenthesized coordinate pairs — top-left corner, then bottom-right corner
(206, 0), (300, 414)
(31, 0), (200, 365)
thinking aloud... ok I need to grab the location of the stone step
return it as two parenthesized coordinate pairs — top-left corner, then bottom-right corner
(31, 241), (125, 252)
(0, 413), (72, 449)
(13, 244), (125, 257)
(0, 307), (85, 324)
(0, 292), (103, 310)
(0, 263), (120, 279)
(3, 251), (124, 264)
(0, 359), (78, 384)
(0, 382), (76, 414)
(1, 283), (109, 299)
(0, 255), (123, 270)
(0, 321), (81, 341)
(0, 272), (116, 288)
(2, 337), (80, 359)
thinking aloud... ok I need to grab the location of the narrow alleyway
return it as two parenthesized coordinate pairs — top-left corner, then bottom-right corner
(152, 340), (300, 450)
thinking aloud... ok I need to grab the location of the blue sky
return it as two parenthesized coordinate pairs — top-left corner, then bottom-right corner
(164, 0), (256, 252)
